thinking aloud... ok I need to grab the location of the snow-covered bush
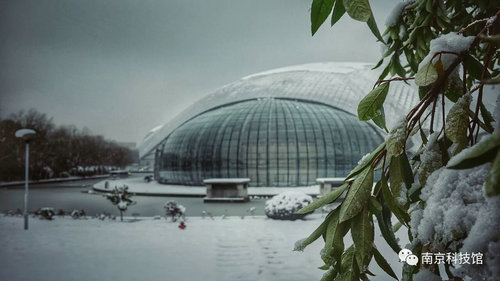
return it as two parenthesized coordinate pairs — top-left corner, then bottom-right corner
(164, 201), (186, 222)
(71, 209), (86, 219)
(265, 191), (313, 220)
(410, 154), (500, 280)
(37, 207), (55, 220)
(103, 185), (136, 222)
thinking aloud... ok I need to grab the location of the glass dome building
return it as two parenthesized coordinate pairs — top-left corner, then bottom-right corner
(159, 98), (383, 187)
(139, 62), (420, 187)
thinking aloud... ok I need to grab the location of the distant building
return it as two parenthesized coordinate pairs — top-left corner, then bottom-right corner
(138, 62), (419, 187)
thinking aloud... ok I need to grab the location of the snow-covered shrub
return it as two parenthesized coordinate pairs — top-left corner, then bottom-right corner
(37, 208), (55, 220)
(5, 209), (23, 216)
(103, 185), (136, 222)
(71, 209), (86, 219)
(265, 191), (313, 220)
(410, 161), (499, 280)
(164, 201), (186, 222)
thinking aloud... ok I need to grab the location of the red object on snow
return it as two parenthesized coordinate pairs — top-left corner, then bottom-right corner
(178, 221), (186, 229)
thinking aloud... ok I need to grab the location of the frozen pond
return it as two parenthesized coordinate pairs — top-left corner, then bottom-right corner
(0, 177), (269, 217)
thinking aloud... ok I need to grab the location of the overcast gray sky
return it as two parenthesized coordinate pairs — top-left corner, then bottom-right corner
(0, 0), (397, 143)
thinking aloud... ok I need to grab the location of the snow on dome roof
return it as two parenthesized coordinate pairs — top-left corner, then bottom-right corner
(143, 125), (163, 141)
(138, 62), (420, 158)
(242, 62), (372, 79)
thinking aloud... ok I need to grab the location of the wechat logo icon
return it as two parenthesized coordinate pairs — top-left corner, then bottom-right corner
(399, 248), (419, 266)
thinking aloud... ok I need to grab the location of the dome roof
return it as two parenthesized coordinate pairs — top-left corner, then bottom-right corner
(139, 62), (420, 158)
(158, 98), (383, 187)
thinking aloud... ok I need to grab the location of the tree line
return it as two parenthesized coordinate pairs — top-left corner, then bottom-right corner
(0, 109), (137, 181)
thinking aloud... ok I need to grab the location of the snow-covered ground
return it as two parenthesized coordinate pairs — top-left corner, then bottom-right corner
(0, 215), (407, 281)
(93, 177), (320, 197)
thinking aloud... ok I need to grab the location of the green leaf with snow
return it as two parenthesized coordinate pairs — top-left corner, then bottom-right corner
(294, 212), (333, 251)
(445, 95), (471, 147)
(447, 129), (500, 169)
(330, 0), (345, 26)
(386, 122), (407, 158)
(339, 167), (374, 222)
(389, 153), (413, 200)
(486, 151), (500, 197)
(320, 267), (338, 281)
(351, 208), (374, 267)
(342, 0), (371, 22)
(311, 0), (336, 35)
(372, 106), (387, 131)
(358, 82), (390, 121)
(376, 204), (401, 253)
(381, 175), (410, 225)
(297, 183), (347, 214)
(373, 247), (398, 280)
(444, 72), (463, 102)
(340, 246), (360, 281)
(368, 196), (382, 214)
(415, 62), (438, 86)
(324, 208), (349, 261)
(346, 142), (385, 180)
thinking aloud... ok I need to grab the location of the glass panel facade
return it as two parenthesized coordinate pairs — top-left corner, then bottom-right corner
(159, 98), (383, 187)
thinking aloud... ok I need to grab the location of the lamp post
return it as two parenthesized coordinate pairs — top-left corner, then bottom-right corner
(15, 128), (36, 230)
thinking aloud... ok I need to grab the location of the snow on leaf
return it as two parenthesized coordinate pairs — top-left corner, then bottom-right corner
(410, 162), (493, 254)
(447, 129), (500, 169)
(419, 33), (475, 71)
(381, 175), (410, 226)
(294, 212), (331, 251)
(418, 132), (443, 187)
(415, 62), (438, 86)
(385, 1), (408, 27)
(357, 82), (390, 121)
(339, 167), (373, 222)
(346, 142), (385, 180)
(389, 153), (413, 201)
(445, 94), (471, 146)
(386, 118), (407, 158)
(324, 209), (350, 263)
(351, 209), (374, 267)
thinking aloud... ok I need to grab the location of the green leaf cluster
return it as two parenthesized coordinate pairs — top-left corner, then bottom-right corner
(310, 0), (383, 41)
(296, 165), (399, 281)
(306, 0), (500, 280)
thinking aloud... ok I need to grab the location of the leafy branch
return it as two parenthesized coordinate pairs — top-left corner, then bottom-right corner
(299, 1), (499, 280)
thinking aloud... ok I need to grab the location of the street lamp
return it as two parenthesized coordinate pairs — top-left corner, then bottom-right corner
(15, 128), (36, 230)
